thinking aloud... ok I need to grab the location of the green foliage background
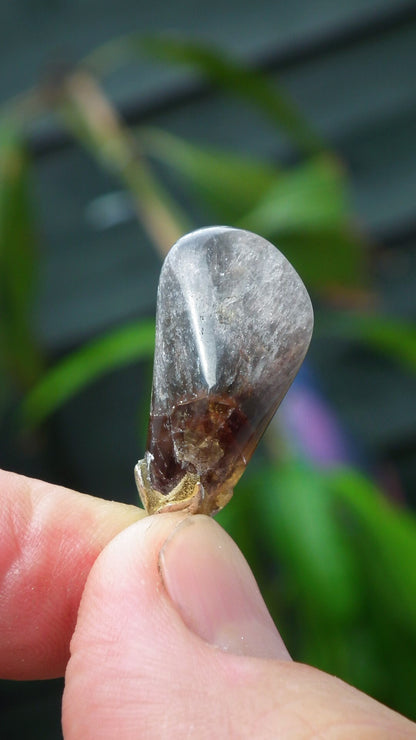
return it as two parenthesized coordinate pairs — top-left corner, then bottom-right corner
(1, 35), (415, 724)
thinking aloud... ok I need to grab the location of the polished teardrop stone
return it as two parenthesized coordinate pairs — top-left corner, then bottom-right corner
(135, 226), (313, 515)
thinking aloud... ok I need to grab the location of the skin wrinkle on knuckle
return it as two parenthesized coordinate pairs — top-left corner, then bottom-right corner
(309, 720), (403, 740)
(0, 484), (66, 676)
(258, 683), (413, 739)
(221, 658), (408, 739)
(0, 489), (39, 624)
(0, 475), (32, 579)
(0, 473), (68, 591)
(0, 471), (141, 679)
(240, 704), (389, 740)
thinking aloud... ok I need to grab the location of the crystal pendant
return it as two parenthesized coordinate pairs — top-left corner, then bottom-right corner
(135, 226), (313, 515)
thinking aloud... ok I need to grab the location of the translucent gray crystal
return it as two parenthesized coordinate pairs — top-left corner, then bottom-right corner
(135, 226), (313, 515)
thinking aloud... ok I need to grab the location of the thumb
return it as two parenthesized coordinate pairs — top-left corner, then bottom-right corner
(63, 513), (415, 739)
(160, 514), (290, 661)
(62, 513), (289, 739)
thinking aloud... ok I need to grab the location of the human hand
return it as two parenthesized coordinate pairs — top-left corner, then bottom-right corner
(0, 469), (414, 738)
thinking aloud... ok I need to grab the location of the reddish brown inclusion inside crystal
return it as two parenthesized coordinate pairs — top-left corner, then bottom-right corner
(147, 394), (254, 496)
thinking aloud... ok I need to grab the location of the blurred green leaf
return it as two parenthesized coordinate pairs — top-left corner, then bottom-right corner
(277, 228), (364, 290)
(242, 155), (348, 233)
(0, 124), (43, 388)
(21, 319), (155, 427)
(141, 36), (324, 156)
(86, 33), (323, 157)
(330, 468), (416, 633)
(257, 461), (360, 621)
(139, 133), (364, 290)
(240, 155), (365, 288)
(216, 470), (265, 569)
(220, 461), (416, 714)
(317, 312), (416, 373)
(140, 127), (277, 222)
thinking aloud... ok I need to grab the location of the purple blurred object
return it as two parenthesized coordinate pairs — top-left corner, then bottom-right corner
(279, 365), (357, 468)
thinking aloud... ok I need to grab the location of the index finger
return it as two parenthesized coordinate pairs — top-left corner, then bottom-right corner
(0, 468), (144, 680)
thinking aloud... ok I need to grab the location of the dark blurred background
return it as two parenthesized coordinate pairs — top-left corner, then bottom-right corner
(1, 1), (416, 736)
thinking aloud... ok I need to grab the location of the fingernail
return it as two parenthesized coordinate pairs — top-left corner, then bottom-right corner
(159, 515), (291, 660)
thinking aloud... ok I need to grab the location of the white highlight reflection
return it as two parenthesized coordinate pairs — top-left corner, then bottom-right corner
(177, 249), (217, 390)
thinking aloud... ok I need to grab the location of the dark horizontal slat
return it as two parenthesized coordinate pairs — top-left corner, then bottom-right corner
(27, 1), (416, 157)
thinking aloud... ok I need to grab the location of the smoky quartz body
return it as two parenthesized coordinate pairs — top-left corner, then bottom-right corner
(135, 226), (313, 515)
